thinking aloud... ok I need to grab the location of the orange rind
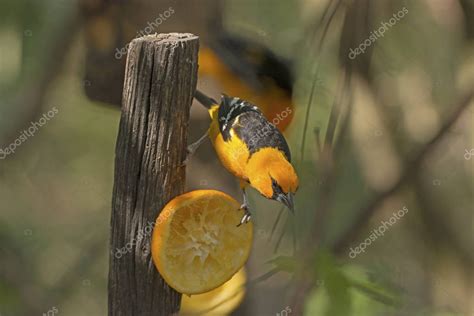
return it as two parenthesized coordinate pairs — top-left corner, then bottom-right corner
(151, 190), (253, 295)
(180, 268), (246, 315)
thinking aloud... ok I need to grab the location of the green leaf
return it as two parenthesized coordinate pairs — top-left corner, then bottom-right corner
(343, 265), (402, 307)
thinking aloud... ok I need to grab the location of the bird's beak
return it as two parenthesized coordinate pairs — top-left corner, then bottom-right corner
(277, 193), (294, 213)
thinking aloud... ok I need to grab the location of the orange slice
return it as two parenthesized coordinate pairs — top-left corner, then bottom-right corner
(180, 268), (246, 315)
(151, 190), (253, 294)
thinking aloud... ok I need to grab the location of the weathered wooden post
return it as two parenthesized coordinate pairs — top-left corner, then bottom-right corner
(109, 33), (199, 316)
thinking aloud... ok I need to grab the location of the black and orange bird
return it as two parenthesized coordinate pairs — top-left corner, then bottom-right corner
(190, 90), (299, 226)
(198, 33), (295, 132)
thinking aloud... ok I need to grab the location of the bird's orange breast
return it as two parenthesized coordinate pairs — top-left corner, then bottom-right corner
(208, 107), (250, 180)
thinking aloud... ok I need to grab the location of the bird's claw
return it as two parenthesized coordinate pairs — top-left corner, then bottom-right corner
(239, 203), (249, 211)
(237, 208), (252, 227)
(180, 147), (194, 167)
(181, 131), (209, 166)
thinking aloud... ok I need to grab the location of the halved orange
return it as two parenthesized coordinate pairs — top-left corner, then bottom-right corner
(180, 268), (246, 315)
(151, 190), (253, 295)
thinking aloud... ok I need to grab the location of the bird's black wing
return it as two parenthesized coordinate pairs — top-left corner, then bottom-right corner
(233, 111), (291, 162)
(209, 33), (294, 95)
(218, 95), (261, 141)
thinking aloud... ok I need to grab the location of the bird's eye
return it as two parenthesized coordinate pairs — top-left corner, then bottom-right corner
(271, 177), (278, 188)
(270, 177), (283, 197)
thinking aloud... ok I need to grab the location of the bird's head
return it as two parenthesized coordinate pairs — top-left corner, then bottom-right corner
(246, 148), (299, 212)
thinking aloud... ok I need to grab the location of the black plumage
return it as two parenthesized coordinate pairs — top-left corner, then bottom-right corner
(218, 95), (260, 141)
(209, 33), (294, 95)
(218, 95), (291, 162)
(234, 112), (291, 162)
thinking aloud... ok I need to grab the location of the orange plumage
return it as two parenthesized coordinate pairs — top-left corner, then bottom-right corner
(197, 93), (298, 224)
(198, 46), (294, 132)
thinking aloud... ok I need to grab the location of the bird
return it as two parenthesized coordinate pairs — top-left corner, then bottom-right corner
(190, 90), (299, 226)
(198, 33), (295, 132)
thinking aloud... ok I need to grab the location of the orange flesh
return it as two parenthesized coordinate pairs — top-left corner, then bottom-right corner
(151, 190), (253, 294)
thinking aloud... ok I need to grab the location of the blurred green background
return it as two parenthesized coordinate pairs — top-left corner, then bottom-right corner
(0, 0), (473, 315)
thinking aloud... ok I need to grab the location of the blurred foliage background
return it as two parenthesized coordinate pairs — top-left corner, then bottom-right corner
(0, 0), (473, 315)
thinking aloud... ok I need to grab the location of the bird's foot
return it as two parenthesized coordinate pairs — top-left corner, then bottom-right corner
(181, 146), (196, 167)
(237, 205), (252, 227)
(239, 202), (249, 211)
(180, 131), (209, 166)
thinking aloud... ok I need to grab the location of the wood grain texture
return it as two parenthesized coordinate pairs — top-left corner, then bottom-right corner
(109, 33), (199, 316)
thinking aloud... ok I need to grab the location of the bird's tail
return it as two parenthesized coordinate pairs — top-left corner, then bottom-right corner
(194, 90), (218, 109)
